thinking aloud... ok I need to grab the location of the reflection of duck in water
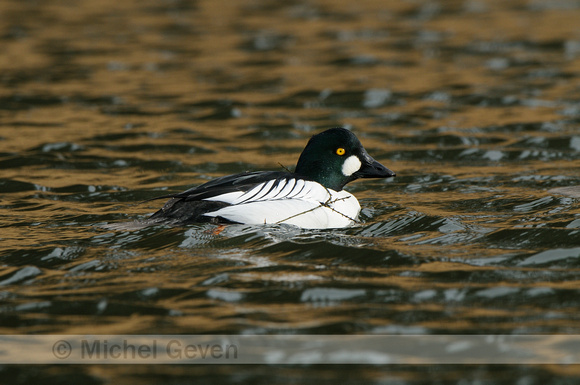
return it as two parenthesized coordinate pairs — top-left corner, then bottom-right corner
(130, 128), (395, 229)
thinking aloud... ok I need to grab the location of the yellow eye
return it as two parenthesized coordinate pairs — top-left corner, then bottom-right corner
(336, 147), (345, 156)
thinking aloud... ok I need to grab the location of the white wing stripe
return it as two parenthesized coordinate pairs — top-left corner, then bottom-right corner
(205, 177), (335, 205)
(287, 179), (305, 198)
(271, 179), (290, 199)
(246, 179), (276, 203)
(266, 178), (286, 199)
(276, 178), (296, 199)
(297, 183), (313, 199)
(233, 180), (271, 204)
(203, 191), (243, 204)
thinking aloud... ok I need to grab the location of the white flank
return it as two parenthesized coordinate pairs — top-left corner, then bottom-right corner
(202, 179), (361, 229)
(341, 155), (362, 176)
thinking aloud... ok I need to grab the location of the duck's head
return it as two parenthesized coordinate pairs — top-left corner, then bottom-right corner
(295, 127), (396, 191)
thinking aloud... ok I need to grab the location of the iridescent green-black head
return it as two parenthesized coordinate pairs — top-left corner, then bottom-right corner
(294, 127), (395, 191)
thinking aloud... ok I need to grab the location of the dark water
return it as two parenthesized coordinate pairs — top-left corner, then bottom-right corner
(2, 0), (580, 383)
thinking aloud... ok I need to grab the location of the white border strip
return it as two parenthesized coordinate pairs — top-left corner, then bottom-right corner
(0, 335), (578, 364)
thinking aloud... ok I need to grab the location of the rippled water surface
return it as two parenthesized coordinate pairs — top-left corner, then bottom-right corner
(2, 0), (580, 383)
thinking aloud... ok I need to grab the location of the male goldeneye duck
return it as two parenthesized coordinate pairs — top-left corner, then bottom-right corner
(144, 127), (395, 229)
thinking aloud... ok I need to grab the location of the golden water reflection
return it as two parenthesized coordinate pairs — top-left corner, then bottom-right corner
(2, 0), (580, 382)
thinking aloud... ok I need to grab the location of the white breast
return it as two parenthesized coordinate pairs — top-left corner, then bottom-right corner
(202, 179), (361, 229)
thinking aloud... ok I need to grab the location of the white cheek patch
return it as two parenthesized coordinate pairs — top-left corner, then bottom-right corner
(342, 155), (362, 176)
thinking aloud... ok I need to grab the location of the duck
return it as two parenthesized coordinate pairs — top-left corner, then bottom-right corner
(142, 127), (395, 229)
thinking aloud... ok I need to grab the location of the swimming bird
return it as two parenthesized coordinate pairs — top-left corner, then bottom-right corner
(143, 127), (395, 229)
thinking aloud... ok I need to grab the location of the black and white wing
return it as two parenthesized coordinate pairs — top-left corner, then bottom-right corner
(147, 171), (360, 228)
(199, 175), (359, 229)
